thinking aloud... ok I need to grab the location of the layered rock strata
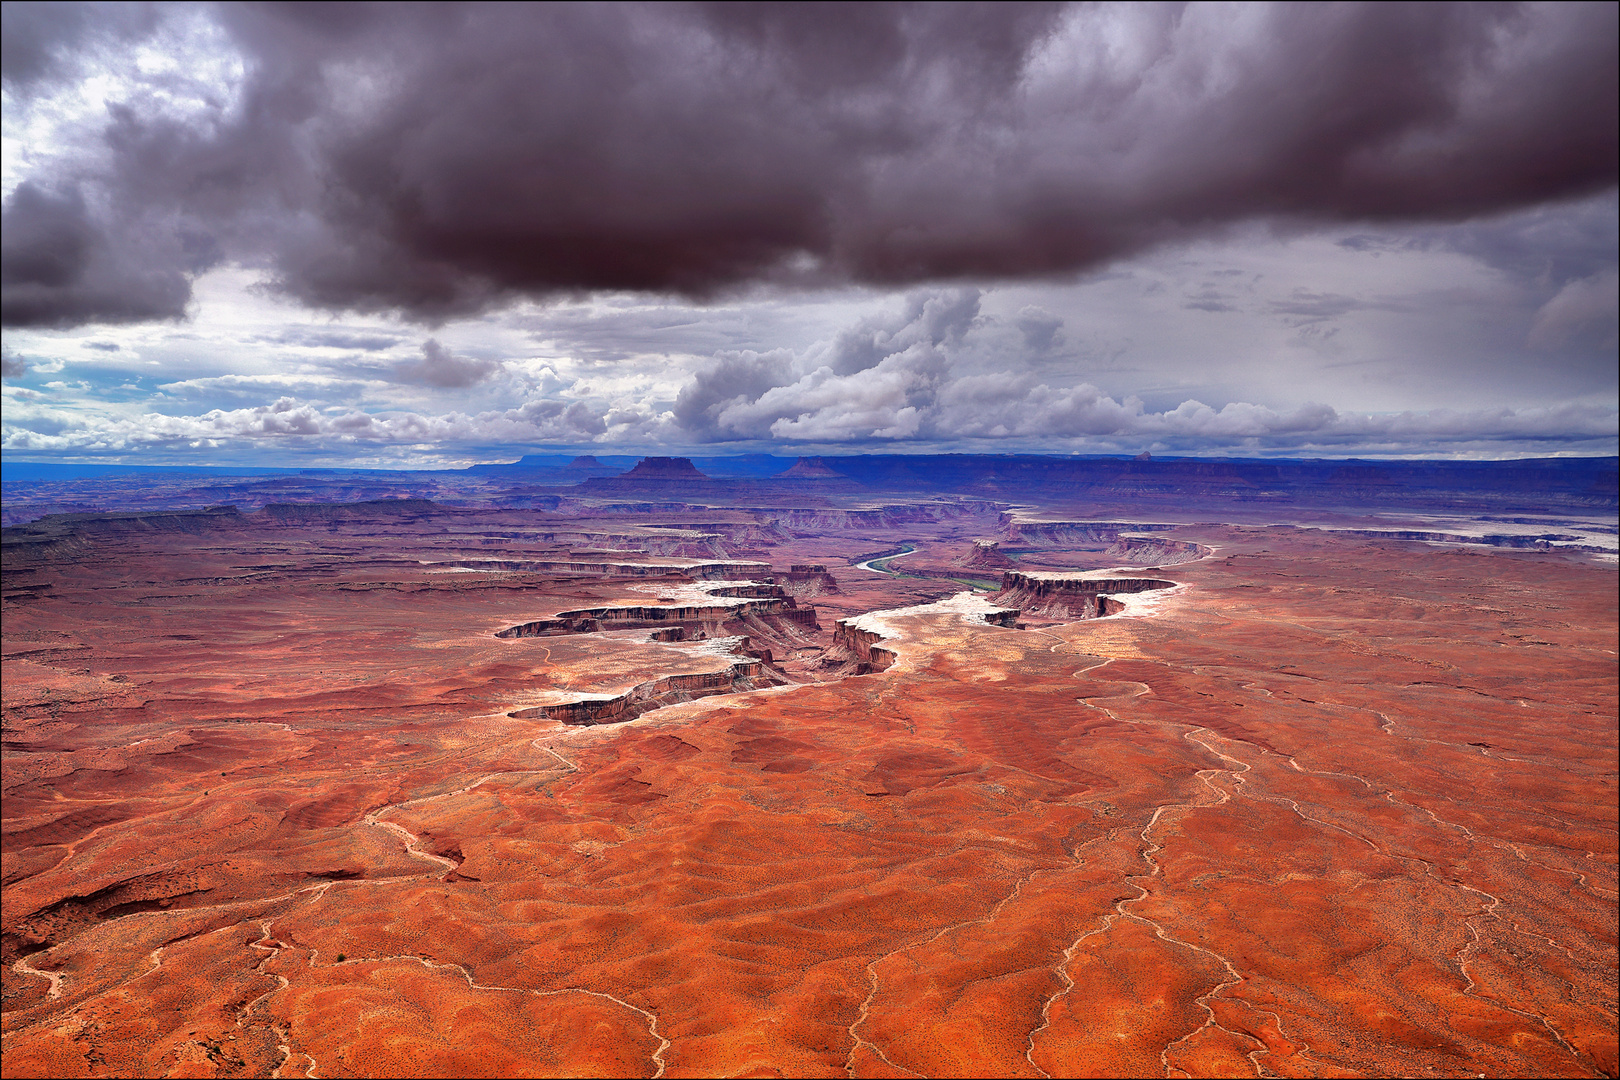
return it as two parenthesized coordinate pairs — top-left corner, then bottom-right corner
(774, 504), (996, 532)
(446, 558), (771, 579)
(957, 540), (1014, 568)
(772, 563), (841, 597)
(830, 621), (899, 673)
(496, 592), (816, 639)
(993, 571), (1176, 619)
(509, 636), (782, 725)
(998, 518), (1177, 545)
(1, 507), (246, 564)
(1103, 536), (1212, 565)
(579, 457), (714, 495)
(258, 499), (441, 524)
(829, 597), (1020, 672)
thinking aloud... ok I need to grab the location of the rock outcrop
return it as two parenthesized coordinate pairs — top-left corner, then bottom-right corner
(446, 557), (771, 579)
(957, 540), (1013, 569)
(1103, 536), (1212, 565)
(771, 458), (863, 491)
(999, 518), (1177, 545)
(510, 637), (783, 725)
(496, 595), (817, 639)
(258, 498), (442, 524)
(993, 572), (1176, 620)
(829, 621), (898, 674)
(774, 504), (994, 532)
(778, 457), (850, 480)
(623, 457), (708, 481)
(1, 506), (246, 565)
(579, 457), (713, 495)
(773, 564), (842, 597)
(494, 579), (823, 667)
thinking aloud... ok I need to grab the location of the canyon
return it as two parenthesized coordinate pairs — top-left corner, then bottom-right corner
(2, 455), (1615, 1078)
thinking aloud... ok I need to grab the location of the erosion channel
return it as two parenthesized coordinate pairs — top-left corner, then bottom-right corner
(495, 571), (1179, 726)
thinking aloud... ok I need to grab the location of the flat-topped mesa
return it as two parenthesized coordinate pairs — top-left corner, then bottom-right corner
(5, 505), (244, 538)
(1104, 535), (1212, 565)
(994, 571), (1177, 620)
(520, 693), (635, 726)
(623, 456), (708, 480)
(2, 506), (247, 564)
(578, 456), (722, 496)
(773, 563), (842, 597)
(957, 539), (1014, 569)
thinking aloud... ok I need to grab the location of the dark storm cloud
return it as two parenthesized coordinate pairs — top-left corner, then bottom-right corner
(0, 183), (202, 326)
(660, 282), (1619, 449)
(3, 1), (1616, 327)
(0, 2), (157, 90)
(674, 349), (798, 439)
(1428, 194), (1619, 287)
(391, 339), (501, 389)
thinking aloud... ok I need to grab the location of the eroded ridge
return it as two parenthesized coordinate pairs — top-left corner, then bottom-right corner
(494, 578), (816, 639)
(992, 571), (1179, 620)
(492, 578), (1041, 725)
(507, 635), (790, 725)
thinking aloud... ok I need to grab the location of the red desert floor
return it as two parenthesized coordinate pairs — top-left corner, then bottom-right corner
(2, 511), (1615, 1077)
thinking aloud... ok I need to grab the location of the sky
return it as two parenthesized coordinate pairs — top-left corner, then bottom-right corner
(1, 1), (1616, 467)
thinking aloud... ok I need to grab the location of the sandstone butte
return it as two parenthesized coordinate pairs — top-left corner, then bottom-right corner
(0, 482), (1615, 1079)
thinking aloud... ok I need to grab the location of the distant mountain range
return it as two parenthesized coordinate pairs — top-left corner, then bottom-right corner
(5, 453), (1614, 519)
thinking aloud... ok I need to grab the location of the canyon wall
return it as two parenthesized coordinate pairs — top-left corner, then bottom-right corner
(994, 572), (1176, 619)
(1103, 536), (1213, 565)
(1, 507), (246, 565)
(772, 564), (842, 597)
(830, 621), (898, 673)
(998, 519), (1177, 545)
(495, 583), (821, 659)
(496, 599), (788, 638)
(508, 640), (777, 725)
(451, 558), (772, 579)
